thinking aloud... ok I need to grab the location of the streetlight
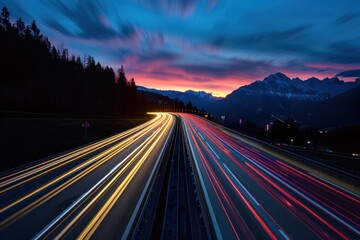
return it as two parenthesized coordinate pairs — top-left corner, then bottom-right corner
(290, 138), (294, 145)
(221, 115), (225, 125)
(306, 140), (311, 149)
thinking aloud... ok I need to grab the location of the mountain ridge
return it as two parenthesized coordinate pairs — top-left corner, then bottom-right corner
(138, 72), (360, 129)
(137, 86), (221, 110)
(229, 72), (359, 100)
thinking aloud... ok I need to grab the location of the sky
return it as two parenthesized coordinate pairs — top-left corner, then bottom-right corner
(2, 0), (360, 97)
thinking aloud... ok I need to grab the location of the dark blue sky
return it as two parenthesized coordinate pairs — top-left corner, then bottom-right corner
(2, 0), (360, 96)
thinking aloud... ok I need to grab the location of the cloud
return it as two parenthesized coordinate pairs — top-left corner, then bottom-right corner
(50, 4), (114, 38)
(3, 0), (360, 96)
(140, 32), (165, 51)
(138, 71), (189, 81)
(212, 25), (310, 50)
(317, 68), (331, 73)
(136, 0), (203, 16)
(281, 60), (327, 73)
(322, 41), (360, 64)
(46, 18), (72, 36)
(43, 1), (136, 40)
(191, 76), (214, 83)
(173, 57), (278, 79)
(139, 51), (181, 62)
(3, 1), (32, 21)
(336, 69), (360, 78)
(334, 13), (358, 26)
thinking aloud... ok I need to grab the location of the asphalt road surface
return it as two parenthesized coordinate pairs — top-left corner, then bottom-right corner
(0, 113), (175, 239)
(181, 113), (359, 240)
(1, 112), (359, 240)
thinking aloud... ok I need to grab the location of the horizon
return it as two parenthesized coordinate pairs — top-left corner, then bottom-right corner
(2, 0), (360, 97)
(140, 71), (359, 98)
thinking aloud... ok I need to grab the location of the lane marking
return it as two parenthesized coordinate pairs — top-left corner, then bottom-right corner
(198, 132), (205, 140)
(182, 119), (223, 240)
(222, 163), (259, 206)
(122, 116), (175, 239)
(278, 229), (290, 240)
(33, 129), (160, 240)
(244, 154), (360, 235)
(218, 137), (360, 236)
(209, 133), (247, 162)
(206, 142), (220, 160)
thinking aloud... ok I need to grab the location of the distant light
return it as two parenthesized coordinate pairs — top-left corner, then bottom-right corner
(307, 140), (311, 144)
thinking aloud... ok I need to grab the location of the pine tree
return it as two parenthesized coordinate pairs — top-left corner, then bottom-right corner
(30, 20), (42, 40)
(15, 18), (25, 35)
(0, 6), (11, 31)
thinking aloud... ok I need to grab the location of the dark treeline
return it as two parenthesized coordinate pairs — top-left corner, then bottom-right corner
(0, 7), (146, 118)
(142, 90), (211, 119)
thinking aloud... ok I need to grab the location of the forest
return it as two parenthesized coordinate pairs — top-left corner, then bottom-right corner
(0, 7), (147, 118)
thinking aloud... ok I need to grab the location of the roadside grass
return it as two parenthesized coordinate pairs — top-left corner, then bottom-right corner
(0, 111), (151, 172)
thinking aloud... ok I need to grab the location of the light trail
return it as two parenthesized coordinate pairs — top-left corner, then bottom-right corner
(180, 113), (360, 240)
(0, 113), (175, 239)
(1, 112), (358, 239)
(78, 116), (172, 239)
(0, 114), (162, 192)
(33, 128), (161, 240)
(1, 114), (163, 216)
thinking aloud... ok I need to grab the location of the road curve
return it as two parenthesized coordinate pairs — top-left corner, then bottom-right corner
(0, 113), (175, 240)
(181, 113), (359, 240)
(1, 112), (359, 240)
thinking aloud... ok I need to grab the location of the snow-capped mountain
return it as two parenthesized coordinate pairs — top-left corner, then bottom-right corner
(138, 72), (359, 128)
(233, 72), (359, 100)
(138, 86), (221, 109)
(205, 72), (360, 128)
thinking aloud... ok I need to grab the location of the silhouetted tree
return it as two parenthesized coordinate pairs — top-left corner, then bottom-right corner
(115, 65), (128, 116)
(24, 25), (31, 39)
(0, 6), (11, 31)
(127, 77), (139, 117)
(15, 18), (25, 35)
(186, 101), (193, 110)
(30, 20), (41, 40)
(76, 56), (82, 66)
(0, 6), (147, 118)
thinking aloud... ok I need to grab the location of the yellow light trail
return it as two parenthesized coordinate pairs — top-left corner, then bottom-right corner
(0, 114), (162, 192)
(0, 113), (169, 229)
(77, 114), (173, 239)
(55, 127), (163, 239)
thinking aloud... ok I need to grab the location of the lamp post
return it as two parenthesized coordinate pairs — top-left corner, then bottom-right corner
(265, 123), (270, 137)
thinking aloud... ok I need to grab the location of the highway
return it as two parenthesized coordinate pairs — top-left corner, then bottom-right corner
(0, 113), (175, 239)
(1, 112), (359, 240)
(181, 113), (360, 240)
